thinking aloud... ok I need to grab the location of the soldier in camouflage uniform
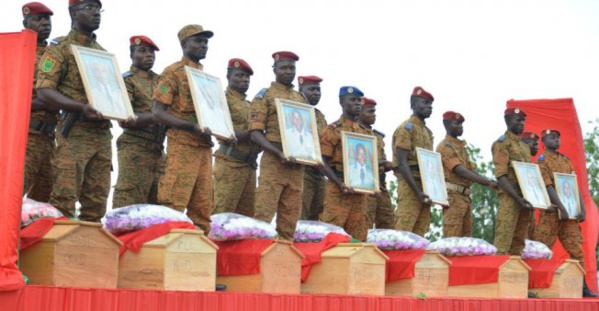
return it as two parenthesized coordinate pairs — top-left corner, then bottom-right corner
(359, 97), (395, 229)
(319, 86), (371, 241)
(249, 51), (308, 241)
(298, 75), (327, 220)
(491, 107), (533, 255)
(520, 131), (540, 238)
(534, 129), (597, 297)
(212, 58), (259, 217)
(152, 24), (220, 233)
(37, 0), (111, 222)
(112, 36), (165, 208)
(436, 111), (497, 237)
(22, 2), (56, 202)
(392, 87), (435, 236)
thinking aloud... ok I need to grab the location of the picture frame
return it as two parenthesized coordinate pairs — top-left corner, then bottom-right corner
(554, 173), (581, 219)
(512, 161), (551, 209)
(71, 45), (134, 121)
(341, 131), (379, 195)
(415, 147), (449, 206)
(275, 98), (322, 166)
(185, 66), (235, 140)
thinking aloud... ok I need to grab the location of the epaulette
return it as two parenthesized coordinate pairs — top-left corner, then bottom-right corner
(404, 122), (413, 130)
(537, 154), (545, 162)
(444, 141), (452, 146)
(373, 129), (385, 137)
(330, 121), (342, 129)
(50, 36), (66, 45)
(122, 71), (133, 78)
(255, 88), (268, 100)
(497, 135), (506, 142)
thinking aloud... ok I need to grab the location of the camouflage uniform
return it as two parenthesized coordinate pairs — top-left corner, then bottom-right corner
(301, 108), (327, 220)
(534, 151), (584, 265)
(365, 129), (395, 229)
(24, 41), (57, 202)
(249, 82), (307, 240)
(436, 135), (474, 237)
(212, 87), (260, 217)
(319, 115), (370, 241)
(36, 29), (112, 222)
(112, 65), (165, 208)
(153, 56), (213, 233)
(492, 131), (532, 255)
(392, 115), (434, 236)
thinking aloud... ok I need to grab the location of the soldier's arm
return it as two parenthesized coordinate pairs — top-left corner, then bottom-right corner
(152, 100), (207, 135)
(249, 130), (290, 163)
(319, 155), (349, 192)
(120, 78), (155, 128)
(493, 142), (531, 209)
(454, 165), (496, 187)
(577, 193), (586, 222)
(37, 88), (103, 121)
(545, 185), (568, 219)
(497, 176), (532, 210)
(396, 147), (430, 204)
(234, 128), (251, 142)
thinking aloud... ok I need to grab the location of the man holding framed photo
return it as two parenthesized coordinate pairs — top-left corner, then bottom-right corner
(36, 0), (110, 222)
(534, 129), (596, 297)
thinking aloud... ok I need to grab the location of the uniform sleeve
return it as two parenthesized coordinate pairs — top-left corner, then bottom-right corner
(152, 69), (176, 105)
(377, 134), (387, 161)
(492, 142), (510, 178)
(317, 112), (328, 136)
(320, 126), (338, 157)
(538, 160), (553, 186)
(438, 145), (462, 172)
(36, 44), (64, 90)
(124, 77), (134, 102)
(248, 96), (267, 131)
(393, 126), (412, 151)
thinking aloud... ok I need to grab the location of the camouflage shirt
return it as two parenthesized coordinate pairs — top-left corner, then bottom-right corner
(492, 130), (531, 185)
(537, 151), (574, 186)
(120, 65), (160, 144)
(321, 115), (370, 172)
(314, 108), (328, 137)
(436, 135), (474, 187)
(217, 87), (259, 155)
(31, 41), (58, 126)
(392, 114), (434, 176)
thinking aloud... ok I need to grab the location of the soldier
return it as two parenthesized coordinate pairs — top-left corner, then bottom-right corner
(520, 131), (539, 238)
(22, 2), (55, 202)
(436, 111), (497, 237)
(37, 0), (110, 222)
(212, 58), (259, 217)
(298, 75), (327, 220)
(112, 36), (165, 208)
(152, 24), (220, 233)
(359, 97), (395, 229)
(534, 129), (597, 297)
(491, 107), (534, 255)
(249, 51), (308, 241)
(392, 86), (435, 236)
(319, 86), (371, 241)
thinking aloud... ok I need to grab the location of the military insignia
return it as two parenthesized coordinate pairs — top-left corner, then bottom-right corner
(122, 71), (133, 78)
(330, 121), (341, 129)
(23, 7), (30, 15)
(545, 129), (551, 134)
(255, 88), (268, 99)
(404, 122), (413, 130)
(160, 84), (170, 93)
(531, 133), (536, 139)
(348, 87), (354, 94)
(274, 54), (280, 61)
(234, 61), (240, 68)
(455, 113), (461, 119)
(537, 154), (545, 161)
(250, 112), (257, 120)
(41, 57), (56, 73)
(134, 38), (141, 45)
(445, 141), (452, 146)
(298, 77), (304, 84)
(515, 108), (520, 114)
(416, 89), (422, 95)
(498, 135), (506, 142)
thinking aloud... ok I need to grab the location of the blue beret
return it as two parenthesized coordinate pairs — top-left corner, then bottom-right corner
(339, 86), (364, 97)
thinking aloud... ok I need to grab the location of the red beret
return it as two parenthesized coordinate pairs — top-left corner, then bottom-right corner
(504, 107), (527, 116)
(520, 131), (538, 140)
(227, 58), (253, 75)
(22, 2), (53, 16)
(362, 97), (377, 107)
(541, 129), (560, 138)
(298, 75), (322, 86)
(129, 35), (159, 51)
(412, 86), (434, 101)
(69, 0), (102, 8)
(272, 51), (299, 63)
(442, 111), (465, 122)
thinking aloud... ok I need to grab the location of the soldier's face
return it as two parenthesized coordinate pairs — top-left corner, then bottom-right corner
(300, 84), (321, 106)
(341, 95), (362, 117)
(23, 15), (52, 42)
(506, 115), (526, 135)
(71, 3), (102, 32)
(273, 61), (296, 86)
(228, 69), (251, 94)
(412, 97), (433, 119)
(526, 140), (539, 156)
(543, 134), (560, 150)
(359, 106), (376, 126)
(183, 35), (209, 61)
(445, 119), (464, 137)
(131, 45), (155, 71)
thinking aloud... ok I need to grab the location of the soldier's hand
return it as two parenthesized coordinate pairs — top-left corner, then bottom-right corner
(340, 185), (356, 195)
(119, 114), (139, 128)
(577, 209), (586, 222)
(488, 180), (499, 190)
(83, 105), (103, 121)
(518, 198), (533, 210)
(546, 204), (558, 213)
(203, 127), (212, 137)
(559, 208), (570, 221)
(225, 135), (237, 146)
(383, 161), (395, 172)
(418, 191), (432, 205)
(372, 191), (381, 198)
(30, 98), (45, 111)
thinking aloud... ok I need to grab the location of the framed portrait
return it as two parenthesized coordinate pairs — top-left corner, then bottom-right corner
(185, 66), (235, 140)
(71, 45), (134, 121)
(416, 147), (449, 206)
(554, 173), (581, 219)
(512, 161), (551, 209)
(341, 132), (379, 194)
(275, 98), (322, 166)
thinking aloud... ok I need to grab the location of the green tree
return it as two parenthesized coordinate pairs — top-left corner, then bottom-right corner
(584, 118), (599, 206)
(467, 144), (499, 244)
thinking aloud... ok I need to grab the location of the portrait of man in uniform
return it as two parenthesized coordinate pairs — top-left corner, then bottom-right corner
(276, 99), (321, 165)
(512, 161), (550, 209)
(342, 132), (379, 194)
(555, 173), (581, 218)
(416, 147), (448, 205)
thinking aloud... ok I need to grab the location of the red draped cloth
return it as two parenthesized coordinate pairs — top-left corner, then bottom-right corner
(507, 98), (599, 291)
(383, 249), (427, 282)
(19, 217), (69, 251)
(115, 222), (198, 256)
(0, 30), (37, 291)
(213, 239), (274, 275)
(525, 258), (567, 288)
(447, 255), (511, 286)
(294, 233), (351, 282)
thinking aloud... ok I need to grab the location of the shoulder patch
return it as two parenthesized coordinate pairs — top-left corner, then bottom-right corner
(122, 71), (133, 78)
(159, 84), (170, 93)
(373, 129), (385, 137)
(537, 154), (545, 162)
(329, 121), (342, 129)
(50, 36), (66, 45)
(404, 122), (413, 130)
(444, 141), (452, 146)
(255, 88), (268, 99)
(41, 57), (56, 73)
(497, 135), (506, 142)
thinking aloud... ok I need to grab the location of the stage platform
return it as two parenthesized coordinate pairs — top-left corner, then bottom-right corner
(1, 286), (597, 311)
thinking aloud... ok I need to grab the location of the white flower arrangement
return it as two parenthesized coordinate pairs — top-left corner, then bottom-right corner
(521, 239), (553, 259)
(427, 237), (498, 256)
(294, 220), (349, 242)
(367, 229), (429, 250)
(21, 198), (63, 227)
(209, 213), (277, 241)
(102, 204), (192, 234)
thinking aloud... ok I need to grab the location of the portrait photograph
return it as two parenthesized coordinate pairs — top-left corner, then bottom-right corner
(341, 132), (379, 194)
(185, 66), (235, 140)
(71, 45), (133, 120)
(416, 147), (448, 206)
(276, 98), (322, 166)
(554, 173), (581, 219)
(512, 161), (551, 209)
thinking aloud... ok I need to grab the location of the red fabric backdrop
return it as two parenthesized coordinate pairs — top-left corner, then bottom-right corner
(0, 30), (37, 291)
(507, 98), (599, 291)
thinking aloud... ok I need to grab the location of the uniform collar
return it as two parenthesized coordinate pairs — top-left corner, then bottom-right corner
(445, 135), (465, 146)
(339, 114), (363, 130)
(67, 28), (97, 46)
(129, 65), (155, 78)
(544, 150), (562, 158)
(226, 87), (246, 100)
(270, 81), (295, 91)
(409, 114), (426, 126)
(180, 56), (203, 70)
(505, 130), (521, 141)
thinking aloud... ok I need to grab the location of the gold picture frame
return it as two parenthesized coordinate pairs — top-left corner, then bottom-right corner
(415, 147), (449, 205)
(512, 161), (551, 209)
(554, 172), (581, 219)
(185, 66), (235, 140)
(341, 131), (379, 195)
(275, 98), (322, 166)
